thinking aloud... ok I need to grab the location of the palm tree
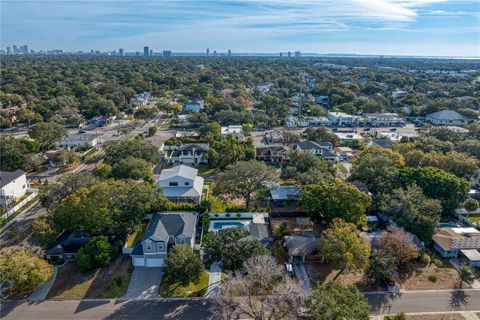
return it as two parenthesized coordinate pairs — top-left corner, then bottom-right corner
(458, 266), (473, 289)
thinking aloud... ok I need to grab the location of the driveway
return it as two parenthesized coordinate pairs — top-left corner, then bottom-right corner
(123, 267), (163, 299)
(204, 261), (222, 298)
(292, 257), (312, 293)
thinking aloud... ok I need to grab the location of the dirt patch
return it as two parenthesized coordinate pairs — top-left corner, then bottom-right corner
(305, 262), (385, 292)
(406, 314), (465, 320)
(398, 261), (469, 290)
(47, 256), (132, 300)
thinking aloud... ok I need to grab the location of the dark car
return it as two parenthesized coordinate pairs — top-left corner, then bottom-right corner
(390, 128), (397, 132)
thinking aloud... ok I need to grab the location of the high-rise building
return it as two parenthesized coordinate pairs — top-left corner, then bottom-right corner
(206, 48), (210, 56)
(13, 45), (18, 54)
(6, 47), (11, 54)
(295, 51), (301, 58)
(144, 46), (149, 56)
(287, 51), (291, 57)
(279, 52), (283, 57)
(20, 45), (28, 54)
(163, 50), (172, 57)
(213, 50), (217, 56)
(227, 49), (231, 57)
(150, 49), (153, 56)
(119, 48), (124, 56)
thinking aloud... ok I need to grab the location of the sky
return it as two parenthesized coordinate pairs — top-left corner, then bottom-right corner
(1, 0), (479, 57)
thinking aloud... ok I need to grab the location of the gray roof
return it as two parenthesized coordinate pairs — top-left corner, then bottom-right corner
(270, 185), (301, 201)
(159, 165), (198, 181)
(371, 138), (394, 149)
(427, 110), (468, 121)
(248, 223), (269, 242)
(143, 211), (198, 243)
(177, 143), (209, 151)
(284, 231), (319, 257)
(0, 170), (25, 188)
(297, 140), (324, 151)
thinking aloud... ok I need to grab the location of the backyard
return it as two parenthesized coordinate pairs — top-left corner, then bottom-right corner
(47, 256), (132, 299)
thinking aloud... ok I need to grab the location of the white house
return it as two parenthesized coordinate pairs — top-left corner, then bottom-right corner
(163, 143), (209, 165)
(221, 125), (245, 141)
(57, 134), (98, 149)
(363, 113), (405, 127)
(0, 170), (28, 206)
(426, 110), (469, 126)
(295, 141), (338, 161)
(327, 112), (360, 126)
(132, 92), (152, 107)
(156, 165), (204, 204)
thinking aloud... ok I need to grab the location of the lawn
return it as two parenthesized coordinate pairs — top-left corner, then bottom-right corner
(467, 216), (480, 223)
(159, 271), (209, 297)
(405, 314), (465, 320)
(397, 261), (468, 290)
(47, 256), (133, 300)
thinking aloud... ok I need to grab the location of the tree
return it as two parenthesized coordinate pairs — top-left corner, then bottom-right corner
(305, 282), (370, 320)
(375, 226), (419, 268)
(399, 167), (469, 212)
(281, 150), (335, 185)
(272, 222), (292, 240)
(202, 228), (268, 271)
(52, 149), (79, 167)
(0, 137), (42, 171)
(215, 161), (278, 209)
(104, 139), (159, 165)
(380, 184), (442, 241)
(212, 255), (306, 320)
(207, 135), (246, 169)
(350, 152), (400, 196)
(384, 313), (407, 320)
(303, 127), (339, 146)
(464, 198), (479, 213)
(32, 217), (58, 247)
(28, 122), (67, 149)
(0, 247), (53, 293)
(459, 266), (474, 288)
(148, 126), (157, 136)
(300, 179), (371, 227)
(164, 244), (203, 290)
(111, 156), (151, 180)
(76, 236), (112, 271)
(318, 219), (370, 280)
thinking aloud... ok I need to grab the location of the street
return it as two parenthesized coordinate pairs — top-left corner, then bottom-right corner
(2, 289), (479, 319)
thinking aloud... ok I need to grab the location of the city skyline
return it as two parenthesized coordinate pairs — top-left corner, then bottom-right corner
(1, 0), (479, 57)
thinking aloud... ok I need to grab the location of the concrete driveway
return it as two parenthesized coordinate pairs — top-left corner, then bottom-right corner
(292, 257), (312, 293)
(123, 267), (163, 299)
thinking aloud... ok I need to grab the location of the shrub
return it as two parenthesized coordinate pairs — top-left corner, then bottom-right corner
(76, 248), (94, 271)
(115, 276), (123, 286)
(75, 236), (112, 271)
(420, 253), (431, 266)
(428, 274), (438, 283)
(236, 213), (241, 218)
(226, 213), (231, 218)
(433, 258), (443, 268)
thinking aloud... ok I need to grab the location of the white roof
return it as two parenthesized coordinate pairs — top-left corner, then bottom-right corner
(159, 165), (198, 181)
(452, 228), (480, 234)
(221, 126), (244, 135)
(461, 249), (480, 262)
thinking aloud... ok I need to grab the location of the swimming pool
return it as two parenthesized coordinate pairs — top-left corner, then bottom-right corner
(210, 220), (251, 231)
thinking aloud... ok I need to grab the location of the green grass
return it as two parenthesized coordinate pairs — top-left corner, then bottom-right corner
(125, 228), (145, 248)
(468, 216), (480, 223)
(159, 271), (209, 297)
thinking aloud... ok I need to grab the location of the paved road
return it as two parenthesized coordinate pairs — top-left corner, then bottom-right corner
(2, 289), (480, 319)
(367, 289), (480, 315)
(1, 299), (214, 320)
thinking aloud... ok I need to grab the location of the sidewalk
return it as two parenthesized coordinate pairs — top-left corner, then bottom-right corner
(204, 261), (221, 298)
(29, 265), (59, 301)
(450, 259), (480, 289)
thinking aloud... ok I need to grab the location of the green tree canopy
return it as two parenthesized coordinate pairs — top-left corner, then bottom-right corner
(281, 149), (336, 185)
(111, 156), (152, 180)
(104, 140), (159, 165)
(76, 236), (112, 271)
(28, 122), (67, 149)
(164, 244), (203, 287)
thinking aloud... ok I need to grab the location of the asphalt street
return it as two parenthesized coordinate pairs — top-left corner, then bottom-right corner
(2, 289), (479, 319)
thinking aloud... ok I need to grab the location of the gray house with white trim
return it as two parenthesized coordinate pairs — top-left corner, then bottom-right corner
(131, 211), (198, 267)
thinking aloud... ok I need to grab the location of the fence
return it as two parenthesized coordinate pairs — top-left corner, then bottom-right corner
(1, 190), (38, 220)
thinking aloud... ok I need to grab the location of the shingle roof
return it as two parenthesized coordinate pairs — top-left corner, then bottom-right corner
(427, 110), (468, 121)
(284, 231), (319, 257)
(297, 140), (323, 150)
(143, 211), (198, 243)
(433, 228), (480, 251)
(0, 170), (25, 188)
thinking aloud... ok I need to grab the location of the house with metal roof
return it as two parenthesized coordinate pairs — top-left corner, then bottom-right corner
(426, 110), (468, 126)
(131, 211), (198, 267)
(156, 165), (204, 204)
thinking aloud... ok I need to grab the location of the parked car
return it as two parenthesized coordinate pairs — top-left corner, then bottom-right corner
(78, 129), (86, 133)
(390, 128), (397, 131)
(285, 263), (294, 276)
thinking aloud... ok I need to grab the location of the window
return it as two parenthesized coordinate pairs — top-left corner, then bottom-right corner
(146, 244), (152, 251)
(169, 182), (178, 187)
(184, 182), (190, 186)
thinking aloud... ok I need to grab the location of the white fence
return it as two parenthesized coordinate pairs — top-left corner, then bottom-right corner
(2, 190), (38, 220)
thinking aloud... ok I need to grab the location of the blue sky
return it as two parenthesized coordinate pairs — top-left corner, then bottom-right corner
(1, 0), (479, 56)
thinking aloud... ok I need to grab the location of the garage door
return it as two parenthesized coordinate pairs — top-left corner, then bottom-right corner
(132, 257), (145, 267)
(146, 258), (164, 267)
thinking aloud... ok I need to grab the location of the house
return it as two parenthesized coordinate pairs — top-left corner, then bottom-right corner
(132, 92), (152, 107)
(57, 134), (98, 149)
(256, 145), (289, 164)
(327, 112), (359, 126)
(264, 131), (284, 144)
(177, 115), (191, 124)
(426, 110), (468, 126)
(392, 89), (407, 100)
(363, 113), (405, 127)
(334, 132), (363, 142)
(284, 231), (320, 262)
(295, 140), (338, 161)
(239, 213), (271, 246)
(433, 228), (480, 266)
(368, 138), (394, 149)
(256, 82), (272, 94)
(315, 96), (329, 107)
(45, 231), (92, 263)
(270, 185), (301, 206)
(284, 116), (309, 128)
(0, 170), (28, 206)
(131, 211), (198, 267)
(156, 165), (204, 204)
(164, 143), (209, 165)
(183, 100), (204, 113)
(309, 117), (332, 127)
(335, 147), (359, 162)
(221, 125), (245, 141)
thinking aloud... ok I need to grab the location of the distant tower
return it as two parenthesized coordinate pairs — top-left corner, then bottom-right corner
(144, 46), (149, 56)
(279, 52), (283, 57)
(295, 51), (301, 58)
(287, 51), (291, 58)
(12, 45), (18, 54)
(227, 49), (231, 57)
(6, 47), (11, 54)
(213, 50), (217, 56)
(163, 50), (172, 57)
(119, 48), (124, 56)
(206, 48), (210, 57)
